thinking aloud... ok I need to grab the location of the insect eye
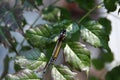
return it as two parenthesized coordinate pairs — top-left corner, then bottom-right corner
(51, 58), (55, 62)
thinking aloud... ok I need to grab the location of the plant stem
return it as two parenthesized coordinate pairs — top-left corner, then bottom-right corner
(78, 2), (103, 24)
(0, 27), (19, 55)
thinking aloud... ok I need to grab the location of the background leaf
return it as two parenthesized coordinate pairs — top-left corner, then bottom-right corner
(98, 18), (111, 35)
(92, 59), (104, 70)
(21, 0), (42, 10)
(105, 65), (120, 80)
(104, 0), (118, 12)
(42, 6), (61, 21)
(42, 6), (71, 21)
(66, 0), (95, 11)
(0, 3), (24, 31)
(0, 27), (11, 47)
(57, 7), (71, 20)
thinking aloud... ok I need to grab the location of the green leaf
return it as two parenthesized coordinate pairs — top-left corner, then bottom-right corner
(22, 0), (42, 10)
(101, 50), (114, 62)
(92, 59), (104, 70)
(20, 46), (31, 51)
(64, 42), (90, 71)
(66, 0), (74, 3)
(80, 20), (110, 48)
(22, 0), (33, 9)
(80, 20), (113, 69)
(98, 18), (111, 35)
(53, 20), (79, 40)
(66, 22), (79, 39)
(51, 65), (76, 80)
(75, 0), (95, 10)
(36, 0), (43, 5)
(69, 30), (80, 41)
(14, 64), (23, 72)
(80, 25), (101, 47)
(89, 76), (98, 80)
(92, 48), (113, 70)
(106, 65), (120, 80)
(26, 25), (53, 48)
(42, 5), (71, 21)
(118, 8), (120, 15)
(42, 6), (61, 21)
(66, 0), (95, 10)
(20, 48), (42, 60)
(26, 20), (79, 48)
(57, 7), (71, 20)
(52, 20), (72, 32)
(15, 48), (46, 71)
(5, 69), (40, 80)
(104, 0), (118, 12)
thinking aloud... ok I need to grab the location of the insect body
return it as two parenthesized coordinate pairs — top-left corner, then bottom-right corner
(43, 30), (66, 74)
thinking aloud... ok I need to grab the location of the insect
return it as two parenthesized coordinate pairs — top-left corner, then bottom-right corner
(43, 29), (66, 75)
